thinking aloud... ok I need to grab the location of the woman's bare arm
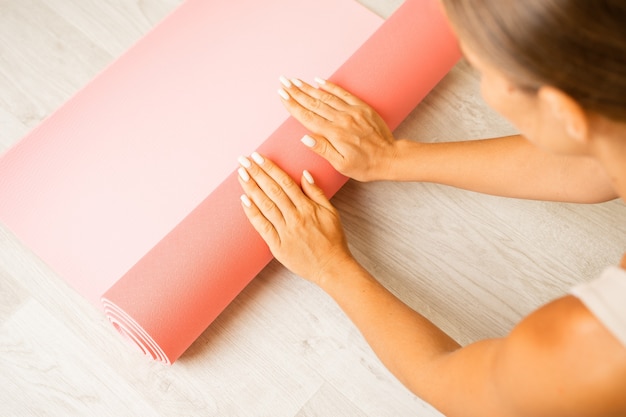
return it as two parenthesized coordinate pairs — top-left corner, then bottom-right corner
(279, 79), (617, 203)
(319, 260), (626, 417)
(390, 135), (616, 203)
(237, 155), (626, 417)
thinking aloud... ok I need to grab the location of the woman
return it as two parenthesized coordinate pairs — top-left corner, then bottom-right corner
(237, 1), (626, 415)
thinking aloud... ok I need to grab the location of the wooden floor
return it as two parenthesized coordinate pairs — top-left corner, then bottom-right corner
(1, 1), (624, 416)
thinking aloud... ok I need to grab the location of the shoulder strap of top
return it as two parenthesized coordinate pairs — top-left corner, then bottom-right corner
(571, 266), (626, 347)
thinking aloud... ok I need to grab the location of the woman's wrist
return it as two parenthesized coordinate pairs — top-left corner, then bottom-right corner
(315, 253), (357, 287)
(373, 138), (401, 181)
(378, 139), (424, 182)
(315, 254), (374, 294)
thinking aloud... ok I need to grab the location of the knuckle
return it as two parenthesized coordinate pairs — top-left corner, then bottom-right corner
(293, 216), (309, 232)
(292, 207), (312, 226)
(260, 221), (275, 237)
(319, 92), (335, 103)
(301, 110), (316, 124)
(306, 97), (322, 110)
(266, 182), (282, 198)
(260, 198), (275, 212)
(360, 105), (374, 116)
(317, 140), (329, 155)
(351, 113), (365, 125)
(280, 175), (295, 190)
(353, 109), (371, 124)
(336, 113), (352, 127)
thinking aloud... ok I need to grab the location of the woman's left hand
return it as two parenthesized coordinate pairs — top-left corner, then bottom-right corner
(278, 77), (398, 182)
(237, 153), (354, 286)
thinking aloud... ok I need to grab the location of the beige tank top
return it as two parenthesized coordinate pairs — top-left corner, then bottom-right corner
(571, 266), (626, 347)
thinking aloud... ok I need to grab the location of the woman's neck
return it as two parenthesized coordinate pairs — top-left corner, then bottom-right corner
(590, 119), (626, 202)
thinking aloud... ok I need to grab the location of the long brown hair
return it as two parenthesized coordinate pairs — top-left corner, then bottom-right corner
(441, 0), (626, 122)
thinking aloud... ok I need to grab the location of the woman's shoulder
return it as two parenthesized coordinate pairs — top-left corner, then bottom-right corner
(494, 293), (626, 416)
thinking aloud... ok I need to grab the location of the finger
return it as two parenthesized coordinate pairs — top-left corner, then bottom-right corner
(314, 78), (367, 107)
(300, 133), (346, 172)
(246, 152), (309, 208)
(278, 76), (351, 125)
(288, 77), (351, 112)
(300, 170), (335, 211)
(279, 87), (337, 135)
(279, 77), (341, 121)
(238, 160), (287, 227)
(240, 194), (281, 248)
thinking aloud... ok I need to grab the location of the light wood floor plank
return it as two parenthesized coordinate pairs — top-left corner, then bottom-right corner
(0, 269), (29, 323)
(0, 300), (161, 417)
(296, 383), (370, 417)
(0, 0), (112, 129)
(0, 107), (26, 153)
(42, 0), (184, 57)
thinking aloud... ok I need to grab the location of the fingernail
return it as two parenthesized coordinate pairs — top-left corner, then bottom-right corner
(240, 194), (252, 208)
(301, 134), (316, 148)
(314, 77), (326, 86)
(251, 152), (264, 164)
(279, 75), (292, 88)
(238, 167), (250, 182)
(303, 170), (314, 184)
(278, 88), (290, 100)
(291, 78), (303, 88)
(238, 155), (251, 168)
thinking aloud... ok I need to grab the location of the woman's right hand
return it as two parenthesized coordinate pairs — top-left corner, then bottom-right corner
(238, 153), (355, 287)
(278, 77), (398, 182)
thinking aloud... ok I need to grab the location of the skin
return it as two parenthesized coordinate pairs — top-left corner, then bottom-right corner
(236, 40), (626, 416)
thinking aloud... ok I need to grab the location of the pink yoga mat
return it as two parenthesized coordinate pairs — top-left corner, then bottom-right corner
(0, 0), (459, 363)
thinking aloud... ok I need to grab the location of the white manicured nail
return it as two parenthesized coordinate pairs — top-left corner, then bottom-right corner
(251, 152), (264, 164)
(279, 75), (292, 88)
(301, 134), (316, 148)
(238, 155), (251, 168)
(303, 170), (314, 184)
(238, 167), (250, 182)
(291, 78), (303, 88)
(314, 77), (326, 86)
(278, 88), (290, 100)
(240, 194), (252, 208)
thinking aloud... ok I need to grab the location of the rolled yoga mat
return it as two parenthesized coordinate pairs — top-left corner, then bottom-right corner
(0, 0), (459, 364)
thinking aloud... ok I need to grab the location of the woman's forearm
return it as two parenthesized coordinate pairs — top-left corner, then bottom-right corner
(318, 258), (461, 393)
(388, 135), (616, 203)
